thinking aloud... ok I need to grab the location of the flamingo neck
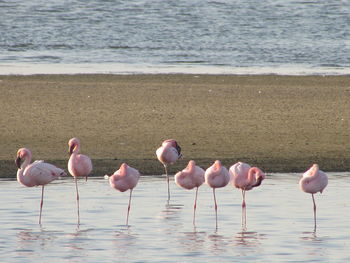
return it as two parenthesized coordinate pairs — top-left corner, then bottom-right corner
(213, 160), (222, 172)
(309, 164), (319, 177)
(20, 154), (31, 169)
(187, 161), (195, 173)
(17, 155), (31, 185)
(248, 167), (262, 185)
(247, 168), (255, 183)
(119, 163), (128, 176)
(73, 144), (80, 154)
(303, 164), (320, 183)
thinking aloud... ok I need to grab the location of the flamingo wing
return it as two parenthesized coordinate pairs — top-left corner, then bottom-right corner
(24, 161), (65, 186)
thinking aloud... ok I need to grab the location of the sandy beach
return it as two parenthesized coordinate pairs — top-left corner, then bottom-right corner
(0, 74), (349, 177)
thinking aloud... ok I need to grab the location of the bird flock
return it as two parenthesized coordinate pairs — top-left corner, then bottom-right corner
(15, 138), (328, 230)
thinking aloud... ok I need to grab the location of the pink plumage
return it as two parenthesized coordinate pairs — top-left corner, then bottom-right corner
(229, 161), (265, 205)
(299, 164), (328, 230)
(156, 139), (182, 165)
(229, 161), (265, 227)
(204, 160), (230, 228)
(156, 139), (182, 200)
(109, 163), (140, 192)
(175, 160), (204, 190)
(205, 160), (230, 188)
(174, 160), (205, 225)
(108, 163), (140, 225)
(299, 164), (328, 194)
(16, 148), (66, 224)
(68, 137), (92, 224)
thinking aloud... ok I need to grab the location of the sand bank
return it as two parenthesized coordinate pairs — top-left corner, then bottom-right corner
(0, 74), (349, 177)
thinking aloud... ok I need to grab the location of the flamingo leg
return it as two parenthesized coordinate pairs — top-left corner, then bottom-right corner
(241, 189), (247, 229)
(193, 187), (199, 226)
(164, 164), (170, 201)
(242, 189), (246, 208)
(39, 185), (44, 225)
(213, 188), (218, 229)
(312, 194), (317, 231)
(75, 177), (80, 225)
(126, 189), (133, 226)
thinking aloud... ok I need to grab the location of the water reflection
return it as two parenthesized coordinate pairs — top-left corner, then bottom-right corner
(300, 231), (324, 243)
(232, 229), (265, 257)
(300, 231), (328, 258)
(158, 201), (184, 238)
(179, 229), (206, 252)
(113, 228), (138, 261)
(235, 230), (263, 247)
(65, 228), (92, 254)
(241, 206), (247, 231)
(16, 228), (57, 257)
(1, 174), (349, 263)
(208, 231), (229, 254)
(159, 201), (183, 221)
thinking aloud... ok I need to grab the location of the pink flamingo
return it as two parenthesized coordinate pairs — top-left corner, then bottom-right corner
(205, 160), (230, 228)
(156, 139), (182, 200)
(174, 160), (205, 225)
(68, 137), (93, 224)
(15, 148), (67, 224)
(107, 163), (140, 225)
(299, 164), (328, 230)
(229, 162), (265, 227)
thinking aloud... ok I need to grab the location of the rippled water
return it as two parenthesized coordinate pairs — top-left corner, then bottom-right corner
(0, 173), (349, 262)
(0, 0), (350, 74)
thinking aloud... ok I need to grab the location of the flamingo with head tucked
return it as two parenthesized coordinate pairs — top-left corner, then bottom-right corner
(156, 139), (182, 201)
(107, 163), (140, 226)
(229, 162), (266, 208)
(205, 160), (230, 228)
(229, 162), (265, 227)
(68, 137), (93, 224)
(299, 164), (328, 230)
(16, 148), (67, 224)
(174, 160), (205, 225)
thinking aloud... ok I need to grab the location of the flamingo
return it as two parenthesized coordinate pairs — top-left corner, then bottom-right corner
(229, 162), (265, 227)
(299, 164), (328, 230)
(174, 160), (205, 225)
(68, 137), (93, 224)
(15, 148), (67, 224)
(205, 160), (230, 228)
(107, 163), (140, 225)
(156, 139), (182, 200)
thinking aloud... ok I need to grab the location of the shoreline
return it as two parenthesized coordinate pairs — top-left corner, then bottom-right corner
(1, 156), (349, 179)
(1, 63), (350, 76)
(1, 74), (349, 177)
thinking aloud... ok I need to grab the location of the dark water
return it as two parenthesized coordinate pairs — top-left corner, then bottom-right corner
(0, 173), (349, 262)
(0, 0), (350, 74)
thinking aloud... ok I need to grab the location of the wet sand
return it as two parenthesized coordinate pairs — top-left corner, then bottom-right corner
(0, 74), (349, 177)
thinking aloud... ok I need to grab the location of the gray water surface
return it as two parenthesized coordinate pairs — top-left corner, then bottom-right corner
(0, 173), (349, 262)
(1, 0), (350, 74)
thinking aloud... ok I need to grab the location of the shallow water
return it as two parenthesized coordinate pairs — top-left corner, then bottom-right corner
(0, 173), (349, 262)
(1, 0), (350, 75)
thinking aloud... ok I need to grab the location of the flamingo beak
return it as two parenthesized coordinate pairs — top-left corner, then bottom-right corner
(175, 143), (182, 157)
(253, 176), (263, 187)
(69, 144), (74, 155)
(15, 156), (21, 168)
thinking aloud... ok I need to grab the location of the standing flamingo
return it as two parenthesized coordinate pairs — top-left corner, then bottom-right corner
(68, 137), (92, 224)
(156, 139), (182, 201)
(229, 162), (265, 227)
(174, 160), (205, 225)
(15, 148), (67, 224)
(205, 160), (230, 228)
(107, 163), (140, 225)
(299, 164), (328, 230)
